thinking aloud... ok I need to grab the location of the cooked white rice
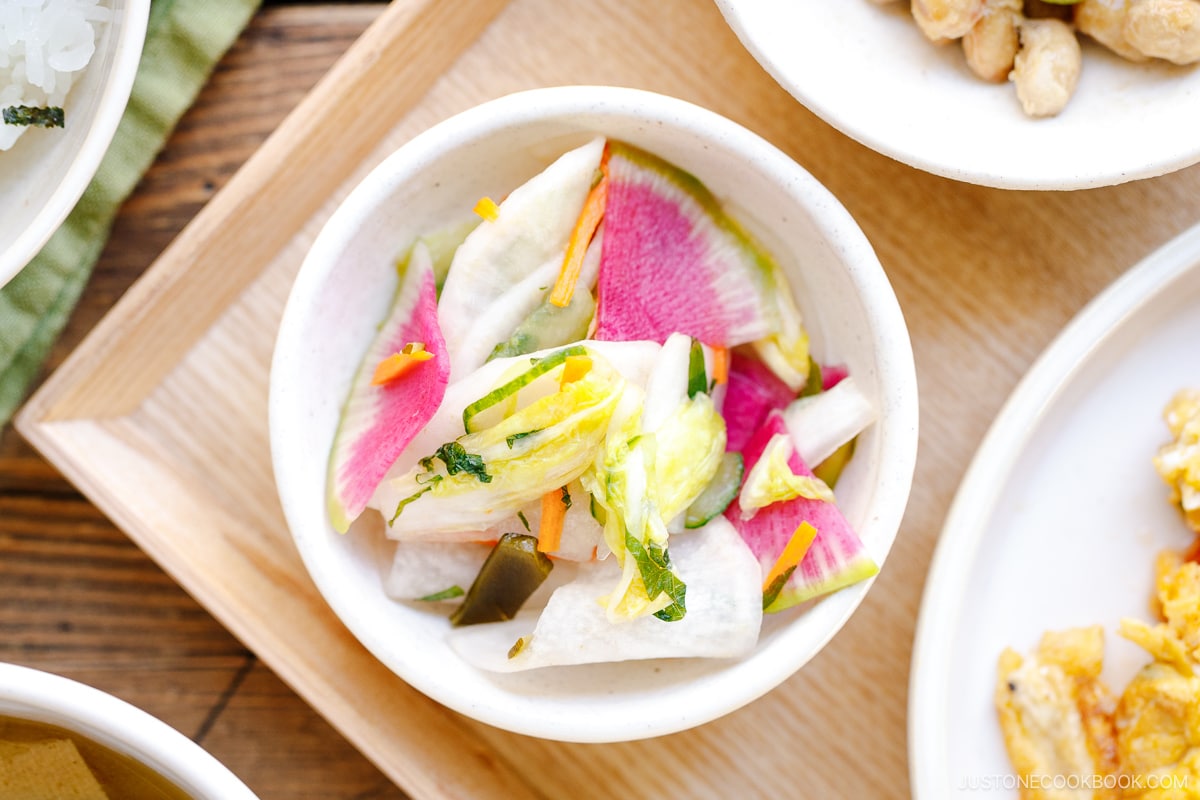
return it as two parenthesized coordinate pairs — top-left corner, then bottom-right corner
(0, 0), (111, 151)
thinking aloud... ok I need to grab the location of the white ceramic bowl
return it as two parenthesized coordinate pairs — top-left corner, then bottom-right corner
(270, 86), (918, 742)
(0, 0), (149, 289)
(715, 0), (1200, 190)
(0, 662), (258, 798)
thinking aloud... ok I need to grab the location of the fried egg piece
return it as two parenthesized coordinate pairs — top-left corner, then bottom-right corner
(1154, 389), (1200, 534)
(1116, 561), (1200, 797)
(996, 626), (1120, 799)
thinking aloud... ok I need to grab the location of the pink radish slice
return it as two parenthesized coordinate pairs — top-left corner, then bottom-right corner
(722, 352), (797, 453)
(821, 363), (849, 391)
(725, 411), (877, 612)
(327, 243), (450, 533)
(592, 141), (782, 347)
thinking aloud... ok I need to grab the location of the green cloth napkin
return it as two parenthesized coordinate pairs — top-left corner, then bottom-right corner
(0, 0), (261, 427)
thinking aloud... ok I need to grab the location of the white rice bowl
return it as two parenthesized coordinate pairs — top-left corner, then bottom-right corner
(0, 0), (147, 288)
(1, 1), (112, 150)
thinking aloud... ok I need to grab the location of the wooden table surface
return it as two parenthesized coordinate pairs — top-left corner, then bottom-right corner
(4, 2), (1200, 799)
(0, 5), (406, 799)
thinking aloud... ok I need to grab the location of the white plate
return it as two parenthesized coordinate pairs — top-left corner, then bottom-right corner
(714, 0), (1200, 190)
(909, 223), (1200, 797)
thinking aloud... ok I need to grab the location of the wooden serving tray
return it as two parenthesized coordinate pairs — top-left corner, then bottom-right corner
(18, 0), (1200, 797)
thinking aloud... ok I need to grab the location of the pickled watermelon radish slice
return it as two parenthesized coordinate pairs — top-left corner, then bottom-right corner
(820, 363), (849, 391)
(591, 141), (787, 348)
(327, 242), (450, 533)
(722, 352), (797, 453)
(725, 411), (878, 613)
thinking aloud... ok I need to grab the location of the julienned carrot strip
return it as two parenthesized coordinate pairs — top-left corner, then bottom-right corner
(537, 487), (569, 553)
(559, 355), (593, 388)
(549, 149), (610, 308)
(711, 346), (730, 385)
(473, 196), (500, 222)
(762, 521), (818, 593)
(548, 180), (606, 307)
(370, 343), (434, 386)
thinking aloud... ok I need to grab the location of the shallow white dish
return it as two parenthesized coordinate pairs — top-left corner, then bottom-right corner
(0, 662), (258, 798)
(0, 0), (149, 289)
(270, 85), (918, 743)
(715, 0), (1200, 190)
(908, 223), (1200, 797)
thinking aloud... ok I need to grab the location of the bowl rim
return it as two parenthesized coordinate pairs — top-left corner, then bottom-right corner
(270, 84), (919, 741)
(713, 0), (1200, 191)
(0, 0), (151, 290)
(0, 662), (258, 798)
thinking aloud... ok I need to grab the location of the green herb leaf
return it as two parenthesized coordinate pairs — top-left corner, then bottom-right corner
(415, 472), (443, 487)
(516, 510), (531, 531)
(687, 337), (707, 399)
(624, 531), (687, 622)
(389, 485), (432, 524)
(505, 429), (542, 449)
(3, 105), (64, 128)
(560, 485), (572, 510)
(417, 586), (465, 602)
(432, 441), (492, 483)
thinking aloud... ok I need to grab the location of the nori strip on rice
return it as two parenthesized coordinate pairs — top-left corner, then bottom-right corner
(3, 105), (64, 128)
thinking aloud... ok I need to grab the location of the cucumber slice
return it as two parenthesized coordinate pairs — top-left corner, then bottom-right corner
(487, 288), (595, 361)
(684, 451), (744, 529)
(421, 219), (478, 293)
(813, 437), (856, 488)
(589, 494), (607, 526)
(461, 344), (588, 433)
(797, 356), (823, 398)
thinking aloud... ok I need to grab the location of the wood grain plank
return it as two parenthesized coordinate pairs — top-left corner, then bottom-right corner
(17, 1), (544, 797)
(37, 0), (513, 422)
(46, 5), (387, 380)
(195, 661), (411, 800)
(2, 6), (410, 799)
